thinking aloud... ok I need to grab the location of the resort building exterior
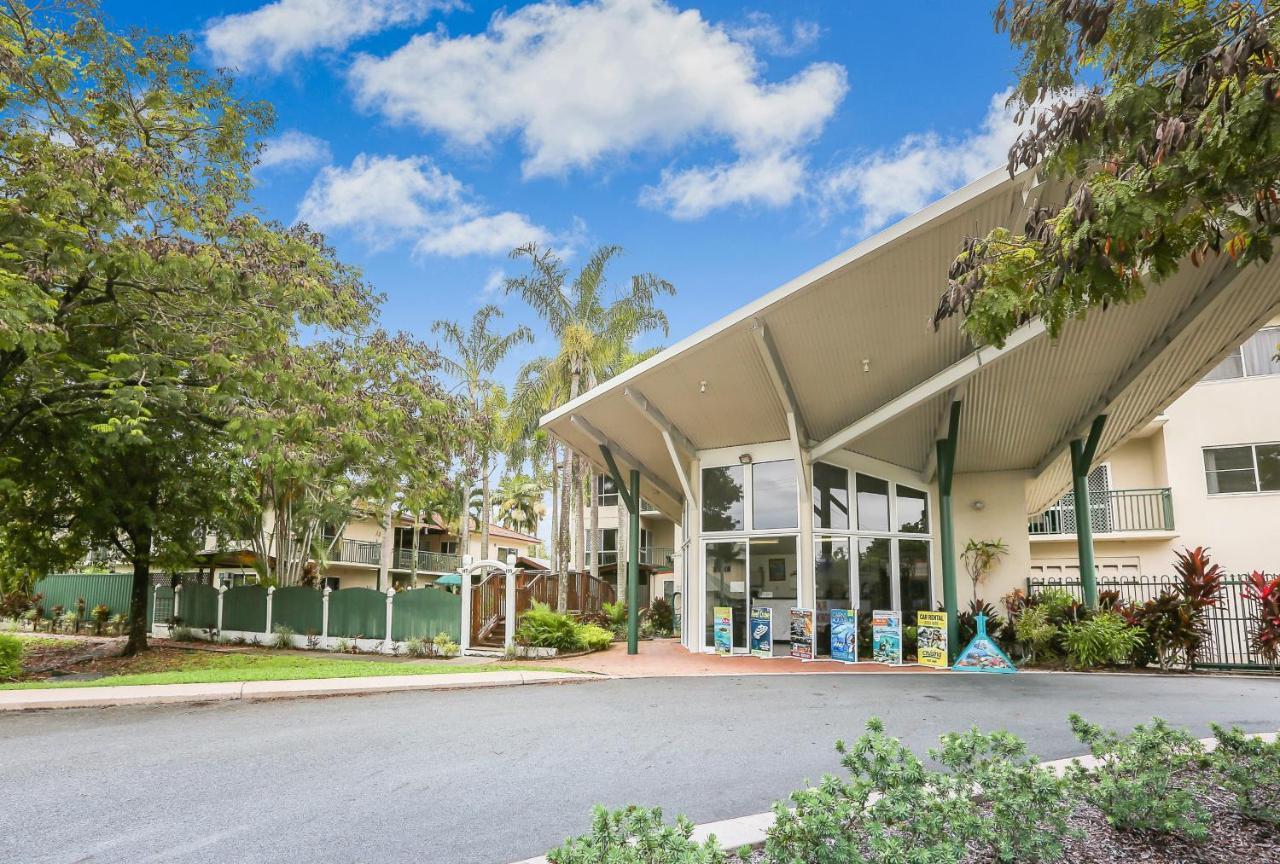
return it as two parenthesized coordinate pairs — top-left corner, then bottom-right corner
(586, 475), (682, 607)
(539, 168), (1280, 657)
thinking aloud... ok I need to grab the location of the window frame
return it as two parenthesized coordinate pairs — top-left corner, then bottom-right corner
(1204, 441), (1280, 495)
(1202, 326), (1280, 382)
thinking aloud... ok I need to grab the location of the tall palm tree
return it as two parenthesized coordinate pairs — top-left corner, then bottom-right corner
(494, 473), (545, 536)
(506, 244), (673, 610)
(433, 306), (531, 563)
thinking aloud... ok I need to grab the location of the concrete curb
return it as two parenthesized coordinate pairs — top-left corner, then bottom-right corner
(0, 669), (595, 711)
(508, 731), (1279, 864)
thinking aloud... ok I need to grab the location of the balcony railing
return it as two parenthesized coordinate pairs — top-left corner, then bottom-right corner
(321, 536), (382, 566)
(589, 547), (675, 568)
(392, 548), (462, 573)
(1028, 488), (1174, 536)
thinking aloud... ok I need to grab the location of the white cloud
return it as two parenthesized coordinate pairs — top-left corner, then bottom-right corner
(728, 12), (820, 57)
(296, 153), (551, 257)
(205, 0), (457, 72)
(640, 151), (806, 220)
(349, 0), (846, 217)
(475, 268), (507, 303)
(819, 90), (1022, 237)
(256, 130), (332, 172)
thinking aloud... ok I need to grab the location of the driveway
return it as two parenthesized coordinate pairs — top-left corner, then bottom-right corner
(3, 672), (1278, 864)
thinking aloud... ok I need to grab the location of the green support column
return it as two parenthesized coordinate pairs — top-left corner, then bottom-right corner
(1070, 415), (1108, 610)
(627, 469), (641, 655)
(936, 400), (962, 658)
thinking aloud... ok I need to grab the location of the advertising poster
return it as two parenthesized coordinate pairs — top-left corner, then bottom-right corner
(749, 606), (773, 658)
(916, 611), (948, 669)
(830, 608), (857, 663)
(953, 613), (1017, 674)
(872, 609), (902, 665)
(713, 606), (733, 655)
(789, 607), (814, 660)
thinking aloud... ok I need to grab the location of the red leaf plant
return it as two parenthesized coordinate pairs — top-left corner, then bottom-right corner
(1243, 570), (1280, 666)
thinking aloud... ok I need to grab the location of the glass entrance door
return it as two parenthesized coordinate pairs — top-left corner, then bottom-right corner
(748, 536), (797, 655)
(814, 537), (853, 656)
(705, 541), (746, 649)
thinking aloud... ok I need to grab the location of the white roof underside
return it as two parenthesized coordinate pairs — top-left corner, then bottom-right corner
(543, 168), (1280, 517)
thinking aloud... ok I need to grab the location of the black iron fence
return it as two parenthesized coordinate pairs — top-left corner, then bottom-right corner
(1026, 574), (1273, 671)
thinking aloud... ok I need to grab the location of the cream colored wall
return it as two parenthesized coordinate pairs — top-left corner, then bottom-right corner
(951, 471), (1031, 606)
(1159, 371), (1280, 572)
(1103, 436), (1162, 489)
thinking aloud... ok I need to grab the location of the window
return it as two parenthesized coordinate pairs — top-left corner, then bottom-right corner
(702, 465), (745, 532)
(856, 474), (890, 532)
(898, 539), (931, 615)
(1205, 443), (1280, 494)
(896, 485), (929, 534)
(596, 475), (618, 507)
(439, 541), (459, 555)
(812, 462), (850, 530)
(752, 459), (797, 530)
(1204, 327), (1280, 381)
(857, 537), (892, 611)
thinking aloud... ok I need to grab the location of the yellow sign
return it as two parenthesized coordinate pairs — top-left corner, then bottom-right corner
(916, 611), (949, 669)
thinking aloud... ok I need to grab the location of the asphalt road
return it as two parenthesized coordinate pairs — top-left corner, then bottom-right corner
(4, 672), (1279, 864)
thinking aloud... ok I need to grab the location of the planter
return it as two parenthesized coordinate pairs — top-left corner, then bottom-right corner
(514, 645), (559, 659)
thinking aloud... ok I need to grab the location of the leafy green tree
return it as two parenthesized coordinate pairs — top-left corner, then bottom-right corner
(0, 2), (372, 653)
(506, 244), (673, 608)
(433, 305), (531, 563)
(938, 1), (1280, 346)
(495, 473), (546, 536)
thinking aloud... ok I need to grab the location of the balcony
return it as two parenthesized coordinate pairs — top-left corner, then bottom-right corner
(1028, 488), (1175, 537)
(589, 547), (676, 568)
(321, 536), (382, 566)
(392, 548), (462, 574)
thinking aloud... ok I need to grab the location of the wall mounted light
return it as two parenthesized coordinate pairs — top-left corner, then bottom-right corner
(738, 453), (753, 465)
(971, 500), (986, 511)
(699, 380), (708, 393)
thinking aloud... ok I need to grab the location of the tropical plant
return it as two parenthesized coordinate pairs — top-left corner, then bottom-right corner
(506, 243), (673, 607)
(0, 632), (21, 678)
(956, 598), (1009, 648)
(170, 625), (197, 643)
(575, 623), (614, 652)
(547, 805), (727, 864)
(1061, 611), (1144, 668)
(1013, 604), (1058, 663)
(90, 604), (110, 636)
(962, 538), (1009, 603)
(1208, 723), (1280, 824)
(434, 305), (533, 564)
(432, 632), (460, 657)
(515, 602), (581, 651)
(271, 625), (295, 650)
(1243, 570), (1280, 665)
(602, 600), (628, 636)
(0, 590), (40, 622)
(1125, 547), (1225, 670)
(645, 597), (675, 637)
(494, 474), (546, 536)
(937, 2), (1280, 349)
(1067, 714), (1210, 839)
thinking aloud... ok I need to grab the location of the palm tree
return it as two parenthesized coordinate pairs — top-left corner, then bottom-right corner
(506, 244), (673, 609)
(433, 306), (531, 563)
(495, 473), (545, 536)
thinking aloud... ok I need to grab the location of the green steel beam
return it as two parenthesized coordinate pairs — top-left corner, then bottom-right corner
(936, 399), (962, 657)
(1069, 414), (1108, 609)
(599, 445), (636, 514)
(627, 468), (641, 655)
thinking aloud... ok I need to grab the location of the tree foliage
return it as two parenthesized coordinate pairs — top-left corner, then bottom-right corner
(937, 0), (1280, 346)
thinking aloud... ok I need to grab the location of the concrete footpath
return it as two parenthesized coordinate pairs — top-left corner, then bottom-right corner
(0, 669), (594, 711)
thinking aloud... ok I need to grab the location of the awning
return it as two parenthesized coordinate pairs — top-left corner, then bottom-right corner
(432, 573), (462, 587)
(541, 168), (1280, 514)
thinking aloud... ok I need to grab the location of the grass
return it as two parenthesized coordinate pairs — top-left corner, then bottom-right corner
(1, 649), (561, 690)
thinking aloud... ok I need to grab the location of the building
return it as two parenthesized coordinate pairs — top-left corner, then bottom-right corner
(585, 474), (683, 607)
(539, 167), (1280, 658)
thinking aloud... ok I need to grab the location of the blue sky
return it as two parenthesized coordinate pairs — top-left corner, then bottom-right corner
(103, 0), (1021, 389)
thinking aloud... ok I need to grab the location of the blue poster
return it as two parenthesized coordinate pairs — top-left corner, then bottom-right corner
(713, 606), (732, 655)
(749, 606), (772, 658)
(872, 610), (902, 665)
(953, 613), (1017, 674)
(830, 608), (857, 662)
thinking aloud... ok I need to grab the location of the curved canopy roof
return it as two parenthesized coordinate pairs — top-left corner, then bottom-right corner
(542, 168), (1280, 518)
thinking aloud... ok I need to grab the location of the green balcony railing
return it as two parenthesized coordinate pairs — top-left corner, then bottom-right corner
(1028, 487), (1174, 536)
(392, 548), (462, 573)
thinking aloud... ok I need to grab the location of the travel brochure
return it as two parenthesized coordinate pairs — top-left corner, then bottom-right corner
(713, 606), (732, 656)
(749, 606), (772, 657)
(871, 609), (902, 665)
(829, 608), (856, 662)
(916, 610), (948, 669)
(789, 607), (813, 660)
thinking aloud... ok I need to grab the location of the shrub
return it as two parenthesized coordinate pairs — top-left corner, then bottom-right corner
(332, 637), (352, 653)
(432, 632), (459, 657)
(1067, 714), (1210, 839)
(765, 718), (977, 864)
(547, 805), (726, 864)
(0, 632), (22, 678)
(602, 600), (628, 636)
(645, 597), (675, 635)
(0, 590), (40, 621)
(1208, 724), (1280, 824)
(91, 604), (110, 635)
(1243, 570), (1280, 665)
(1061, 611), (1144, 668)
(171, 625), (197, 642)
(271, 624), (295, 649)
(1034, 588), (1082, 626)
(934, 727), (1075, 863)
(63, 611), (81, 634)
(405, 637), (429, 658)
(575, 623), (613, 652)
(109, 613), (128, 636)
(1013, 605), (1058, 663)
(516, 602), (581, 650)
(957, 598), (1010, 648)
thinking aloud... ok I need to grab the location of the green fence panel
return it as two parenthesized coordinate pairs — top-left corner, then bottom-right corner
(328, 587), (386, 639)
(271, 586), (323, 635)
(178, 583), (218, 629)
(33, 573), (137, 622)
(222, 585), (268, 633)
(153, 586), (174, 627)
(390, 586), (461, 642)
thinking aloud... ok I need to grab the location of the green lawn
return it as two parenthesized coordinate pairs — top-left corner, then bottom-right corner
(1, 650), (550, 690)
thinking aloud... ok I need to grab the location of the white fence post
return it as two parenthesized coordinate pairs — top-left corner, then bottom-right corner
(216, 585), (226, 640)
(173, 584), (182, 628)
(265, 586), (275, 642)
(321, 586), (332, 649)
(150, 583), (159, 637)
(384, 587), (395, 654)
(504, 566), (517, 652)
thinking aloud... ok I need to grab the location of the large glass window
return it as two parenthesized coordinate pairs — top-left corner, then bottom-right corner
(896, 485), (929, 533)
(898, 539), (931, 616)
(596, 474), (618, 507)
(1203, 327), (1280, 381)
(812, 462), (850, 530)
(813, 537), (851, 656)
(705, 542), (746, 648)
(702, 465), (745, 531)
(1205, 443), (1280, 494)
(857, 538), (892, 611)
(752, 459), (797, 530)
(856, 474), (890, 532)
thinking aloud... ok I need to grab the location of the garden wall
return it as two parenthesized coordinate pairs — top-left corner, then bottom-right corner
(33, 573), (153, 624)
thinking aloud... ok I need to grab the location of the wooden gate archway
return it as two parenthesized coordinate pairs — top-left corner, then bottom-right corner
(459, 559), (517, 655)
